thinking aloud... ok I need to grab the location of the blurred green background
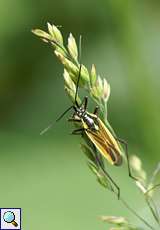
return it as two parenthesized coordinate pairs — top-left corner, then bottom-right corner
(1, 0), (160, 229)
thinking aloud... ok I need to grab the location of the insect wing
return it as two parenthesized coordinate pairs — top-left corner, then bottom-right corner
(84, 117), (122, 166)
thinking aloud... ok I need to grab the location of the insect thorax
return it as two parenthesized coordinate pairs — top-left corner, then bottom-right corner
(75, 108), (99, 131)
(82, 113), (99, 131)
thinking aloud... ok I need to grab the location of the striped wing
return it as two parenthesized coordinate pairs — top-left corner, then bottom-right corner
(84, 117), (122, 166)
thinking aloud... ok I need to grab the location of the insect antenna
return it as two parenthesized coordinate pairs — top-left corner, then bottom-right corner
(74, 35), (82, 108)
(40, 36), (82, 135)
(40, 105), (74, 135)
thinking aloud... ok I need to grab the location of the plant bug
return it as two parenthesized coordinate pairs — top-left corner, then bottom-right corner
(39, 35), (139, 199)
(41, 63), (138, 199)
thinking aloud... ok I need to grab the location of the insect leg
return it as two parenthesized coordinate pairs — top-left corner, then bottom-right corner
(92, 144), (120, 199)
(115, 137), (159, 191)
(72, 128), (86, 135)
(74, 36), (83, 107)
(56, 105), (75, 122)
(116, 137), (138, 182)
(102, 166), (120, 199)
(74, 64), (82, 107)
(40, 105), (74, 135)
(68, 118), (81, 122)
(80, 96), (88, 110)
(117, 138), (160, 221)
(92, 143), (105, 170)
(93, 106), (99, 116)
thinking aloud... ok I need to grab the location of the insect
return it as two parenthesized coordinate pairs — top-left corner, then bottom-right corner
(41, 63), (137, 199)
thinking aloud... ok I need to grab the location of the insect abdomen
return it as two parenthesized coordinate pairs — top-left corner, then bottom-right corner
(114, 154), (122, 166)
(106, 140), (123, 166)
(83, 115), (94, 128)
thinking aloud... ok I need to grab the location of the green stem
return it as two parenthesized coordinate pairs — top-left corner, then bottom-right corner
(120, 196), (156, 230)
(145, 197), (160, 226)
(100, 164), (156, 229)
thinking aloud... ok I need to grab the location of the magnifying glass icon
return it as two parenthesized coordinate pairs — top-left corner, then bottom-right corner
(3, 211), (18, 227)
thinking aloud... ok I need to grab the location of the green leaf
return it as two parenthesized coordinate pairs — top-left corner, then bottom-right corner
(101, 216), (142, 230)
(103, 78), (110, 102)
(63, 69), (76, 91)
(101, 216), (128, 225)
(47, 22), (63, 45)
(90, 64), (97, 86)
(88, 160), (99, 175)
(81, 144), (96, 163)
(64, 86), (81, 105)
(97, 173), (111, 188)
(68, 33), (78, 61)
(55, 50), (79, 76)
(32, 29), (51, 40)
(88, 161), (113, 190)
(80, 65), (90, 85)
(130, 155), (147, 186)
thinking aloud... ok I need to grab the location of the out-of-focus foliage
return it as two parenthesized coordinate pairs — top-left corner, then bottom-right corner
(101, 215), (140, 230)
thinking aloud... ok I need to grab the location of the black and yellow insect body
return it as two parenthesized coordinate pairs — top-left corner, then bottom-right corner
(70, 96), (122, 167)
(84, 115), (123, 166)
(41, 64), (136, 199)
